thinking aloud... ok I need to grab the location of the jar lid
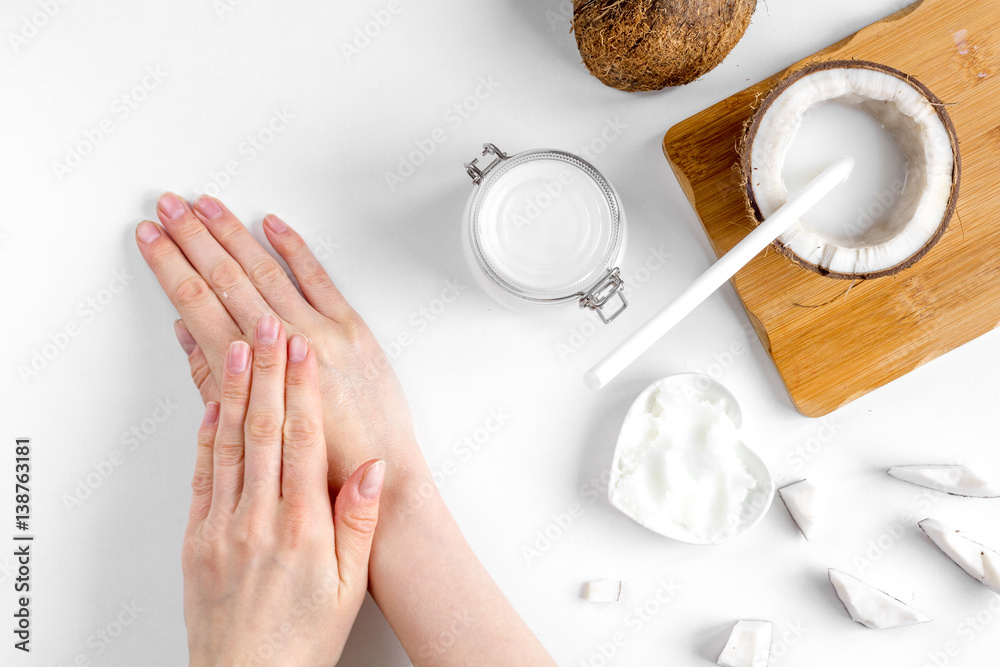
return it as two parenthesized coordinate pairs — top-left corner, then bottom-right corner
(465, 144), (628, 323)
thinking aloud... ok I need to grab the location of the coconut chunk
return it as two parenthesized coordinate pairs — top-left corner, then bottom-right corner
(888, 465), (1000, 497)
(582, 580), (622, 603)
(918, 518), (986, 580)
(778, 479), (816, 540)
(918, 518), (1000, 592)
(981, 550), (1000, 595)
(828, 569), (931, 629)
(717, 620), (771, 667)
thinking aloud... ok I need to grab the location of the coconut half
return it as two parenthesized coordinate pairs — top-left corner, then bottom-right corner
(828, 569), (931, 629)
(573, 0), (756, 92)
(742, 60), (960, 279)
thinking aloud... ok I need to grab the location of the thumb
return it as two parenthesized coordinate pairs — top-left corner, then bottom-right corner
(174, 320), (221, 405)
(333, 459), (385, 598)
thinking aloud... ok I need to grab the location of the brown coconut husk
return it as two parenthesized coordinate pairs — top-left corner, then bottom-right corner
(739, 59), (961, 280)
(572, 0), (757, 92)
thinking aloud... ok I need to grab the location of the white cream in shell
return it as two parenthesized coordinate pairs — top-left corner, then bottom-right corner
(750, 67), (955, 276)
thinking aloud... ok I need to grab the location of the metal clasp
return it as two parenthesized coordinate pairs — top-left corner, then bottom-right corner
(580, 268), (628, 324)
(465, 143), (508, 185)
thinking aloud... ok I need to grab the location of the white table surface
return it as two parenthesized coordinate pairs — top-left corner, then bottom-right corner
(4, 0), (1000, 664)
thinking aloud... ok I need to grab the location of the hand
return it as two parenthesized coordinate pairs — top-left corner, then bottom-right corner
(182, 314), (385, 666)
(136, 193), (426, 490)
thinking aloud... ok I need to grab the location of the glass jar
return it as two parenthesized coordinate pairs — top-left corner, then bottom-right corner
(461, 143), (628, 323)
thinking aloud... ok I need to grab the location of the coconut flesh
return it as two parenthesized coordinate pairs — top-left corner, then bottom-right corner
(888, 465), (1000, 498)
(828, 569), (931, 629)
(573, 0), (757, 92)
(717, 620), (771, 667)
(742, 61), (960, 279)
(778, 479), (816, 540)
(982, 550), (1000, 595)
(582, 579), (622, 602)
(918, 518), (1000, 592)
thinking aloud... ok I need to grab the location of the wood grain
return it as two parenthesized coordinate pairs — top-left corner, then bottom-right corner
(662, 0), (1000, 417)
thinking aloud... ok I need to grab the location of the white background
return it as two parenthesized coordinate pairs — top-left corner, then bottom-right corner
(3, 0), (999, 665)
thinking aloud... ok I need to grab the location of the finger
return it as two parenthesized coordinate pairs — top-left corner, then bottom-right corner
(173, 318), (197, 356)
(280, 335), (328, 506)
(212, 340), (252, 513)
(332, 459), (385, 600)
(136, 219), (242, 375)
(240, 314), (286, 508)
(262, 214), (356, 322)
(188, 402), (219, 526)
(192, 195), (315, 324)
(175, 320), (220, 405)
(156, 192), (275, 335)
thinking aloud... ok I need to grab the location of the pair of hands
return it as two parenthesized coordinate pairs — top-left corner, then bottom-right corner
(137, 193), (424, 489)
(136, 193), (428, 664)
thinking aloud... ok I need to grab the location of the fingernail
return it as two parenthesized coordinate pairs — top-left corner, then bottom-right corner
(359, 460), (386, 499)
(229, 341), (250, 374)
(174, 320), (197, 355)
(136, 221), (161, 244)
(264, 214), (287, 234)
(193, 195), (223, 220)
(256, 314), (280, 344)
(158, 192), (186, 220)
(202, 401), (220, 426)
(288, 334), (308, 363)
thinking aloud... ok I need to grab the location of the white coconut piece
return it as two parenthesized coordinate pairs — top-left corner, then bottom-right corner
(981, 550), (1000, 595)
(918, 518), (986, 580)
(828, 569), (931, 629)
(717, 620), (771, 667)
(582, 580), (622, 603)
(778, 479), (816, 540)
(743, 60), (959, 279)
(918, 518), (1000, 592)
(888, 465), (1000, 497)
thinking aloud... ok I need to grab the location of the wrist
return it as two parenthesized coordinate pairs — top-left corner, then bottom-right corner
(379, 454), (439, 525)
(188, 651), (215, 667)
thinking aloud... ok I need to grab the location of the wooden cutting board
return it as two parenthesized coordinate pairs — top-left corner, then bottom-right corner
(662, 0), (1000, 418)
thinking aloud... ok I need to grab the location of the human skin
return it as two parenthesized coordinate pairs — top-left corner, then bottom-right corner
(137, 193), (554, 665)
(183, 316), (384, 665)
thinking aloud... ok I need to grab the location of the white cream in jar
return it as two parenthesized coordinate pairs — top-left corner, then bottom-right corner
(462, 144), (628, 323)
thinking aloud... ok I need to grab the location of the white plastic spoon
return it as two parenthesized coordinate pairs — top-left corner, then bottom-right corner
(585, 157), (855, 391)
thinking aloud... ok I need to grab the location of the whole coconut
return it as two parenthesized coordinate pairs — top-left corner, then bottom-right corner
(572, 0), (757, 92)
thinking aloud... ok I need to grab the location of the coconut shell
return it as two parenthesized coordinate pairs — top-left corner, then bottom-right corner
(740, 59), (961, 280)
(572, 0), (757, 92)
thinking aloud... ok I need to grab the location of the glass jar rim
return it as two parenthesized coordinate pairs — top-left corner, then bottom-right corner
(468, 147), (625, 303)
